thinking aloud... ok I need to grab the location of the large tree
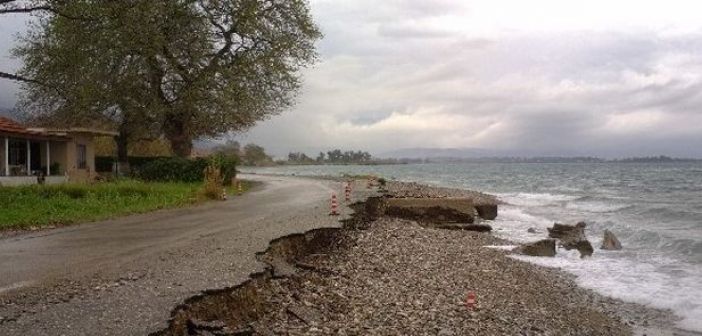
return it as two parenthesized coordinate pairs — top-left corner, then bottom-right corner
(4, 0), (322, 157)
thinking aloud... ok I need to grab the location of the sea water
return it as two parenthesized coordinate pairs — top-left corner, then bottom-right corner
(246, 162), (702, 332)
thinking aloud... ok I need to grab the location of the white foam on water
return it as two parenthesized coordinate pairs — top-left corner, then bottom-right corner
(498, 192), (581, 207)
(511, 252), (702, 332)
(496, 204), (702, 332)
(490, 205), (554, 243)
(483, 245), (518, 251)
(565, 201), (632, 213)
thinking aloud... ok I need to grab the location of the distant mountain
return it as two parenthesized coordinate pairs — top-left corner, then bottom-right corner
(378, 147), (491, 159)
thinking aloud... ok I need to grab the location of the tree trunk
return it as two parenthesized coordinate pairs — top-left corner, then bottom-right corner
(164, 120), (193, 157)
(169, 135), (193, 157)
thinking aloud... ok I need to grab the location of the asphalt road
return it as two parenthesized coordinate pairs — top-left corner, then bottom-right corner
(0, 174), (355, 335)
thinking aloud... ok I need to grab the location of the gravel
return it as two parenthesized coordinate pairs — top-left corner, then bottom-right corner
(247, 218), (634, 335)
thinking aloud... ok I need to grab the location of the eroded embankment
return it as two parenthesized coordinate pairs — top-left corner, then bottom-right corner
(150, 197), (386, 336)
(150, 181), (638, 336)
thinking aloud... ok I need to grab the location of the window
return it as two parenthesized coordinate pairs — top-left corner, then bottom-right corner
(76, 144), (87, 169)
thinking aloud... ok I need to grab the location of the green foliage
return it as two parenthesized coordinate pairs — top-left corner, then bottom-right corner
(213, 153), (238, 186)
(288, 152), (316, 164)
(95, 156), (171, 173)
(0, 180), (201, 230)
(134, 155), (236, 184)
(212, 140), (241, 158)
(13, 0), (322, 156)
(241, 143), (273, 166)
(136, 157), (209, 183)
(325, 149), (372, 164)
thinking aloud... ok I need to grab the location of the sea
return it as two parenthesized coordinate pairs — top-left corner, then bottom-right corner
(246, 162), (702, 332)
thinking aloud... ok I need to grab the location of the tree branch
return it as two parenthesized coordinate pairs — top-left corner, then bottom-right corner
(0, 1), (89, 20)
(0, 70), (40, 84)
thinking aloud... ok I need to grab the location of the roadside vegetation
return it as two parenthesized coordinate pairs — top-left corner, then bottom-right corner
(0, 177), (258, 231)
(0, 152), (252, 231)
(0, 180), (201, 230)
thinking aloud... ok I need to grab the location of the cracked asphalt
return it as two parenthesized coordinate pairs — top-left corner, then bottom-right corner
(0, 174), (359, 335)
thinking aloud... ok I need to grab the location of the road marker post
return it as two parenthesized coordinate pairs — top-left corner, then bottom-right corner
(330, 193), (339, 216)
(345, 183), (351, 202)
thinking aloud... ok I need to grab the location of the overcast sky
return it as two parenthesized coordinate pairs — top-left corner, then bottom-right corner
(2, 0), (702, 158)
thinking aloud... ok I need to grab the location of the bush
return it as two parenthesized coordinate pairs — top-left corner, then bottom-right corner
(95, 156), (172, 173)
(136, 157), (209, 183)
(135, 155), (237, 184)
(213, 153), (238, 185)
(95, 156), (115, 172)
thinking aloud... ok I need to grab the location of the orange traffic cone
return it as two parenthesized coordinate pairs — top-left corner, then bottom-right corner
(330, 193), (339, 216)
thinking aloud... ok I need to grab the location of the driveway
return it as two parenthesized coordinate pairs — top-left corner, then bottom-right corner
(0, 174), (354, 335)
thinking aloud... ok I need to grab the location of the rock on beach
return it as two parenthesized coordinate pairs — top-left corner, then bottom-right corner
(601, 229), (623, 250)
(514, 239), (557, 257)
(548, 222), (594, 258)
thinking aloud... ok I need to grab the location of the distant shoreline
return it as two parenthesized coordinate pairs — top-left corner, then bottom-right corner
(242, 158), (702, 169)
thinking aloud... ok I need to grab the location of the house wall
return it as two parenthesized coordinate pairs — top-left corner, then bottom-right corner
(50, 141), (68, 176)
(0, 133), (103, 184)
(65, 134), (96, 182)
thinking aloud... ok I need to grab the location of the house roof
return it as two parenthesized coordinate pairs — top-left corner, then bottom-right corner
(0, 117), (39, 135)
(0, 117), (70, 141)
(28, 127), (119, 137)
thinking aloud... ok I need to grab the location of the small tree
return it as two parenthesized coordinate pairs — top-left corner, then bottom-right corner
(6, 0), (322, 157)
(241, 144), (272, 166)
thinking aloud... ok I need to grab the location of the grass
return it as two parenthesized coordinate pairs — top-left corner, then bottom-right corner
(0, 178), (260, 231)
(0, 180), (205, 231)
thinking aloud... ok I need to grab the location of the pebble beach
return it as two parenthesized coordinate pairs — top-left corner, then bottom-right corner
(161, 178), (684, 336)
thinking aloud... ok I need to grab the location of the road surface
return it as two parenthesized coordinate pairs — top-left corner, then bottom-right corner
(0, 174), (354, 335)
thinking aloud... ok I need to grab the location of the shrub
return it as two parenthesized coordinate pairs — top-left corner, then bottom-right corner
(213, 153), (238, 185)
(134, 155), (237, 184)
(136, 157), (209, 183)
(95, 156), (115, 172)
(95, 156), (171, 173)
(202, 160), (224, 200)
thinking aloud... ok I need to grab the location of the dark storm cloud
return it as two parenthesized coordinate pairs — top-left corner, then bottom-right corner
(1, 1), (702, 157)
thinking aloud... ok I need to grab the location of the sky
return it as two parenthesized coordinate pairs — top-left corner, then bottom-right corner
(2, 0), (702, 158)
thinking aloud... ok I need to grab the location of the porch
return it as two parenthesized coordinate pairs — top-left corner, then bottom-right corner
(0, 136), (69, 185)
